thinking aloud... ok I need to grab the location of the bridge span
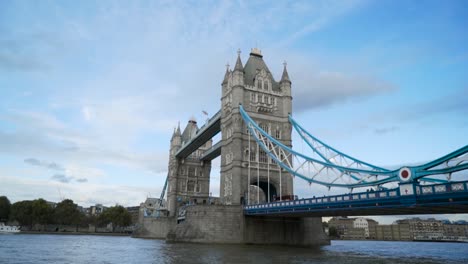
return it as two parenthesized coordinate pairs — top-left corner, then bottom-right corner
(245, 180), (468, 217)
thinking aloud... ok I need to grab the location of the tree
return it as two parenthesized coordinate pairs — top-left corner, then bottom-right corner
(98, 205), (131, 227)
(53, 199), (83, 225)
(31, 199), (53, 225)
(10, 200), (34, 226)
(0, 196), (11, 221)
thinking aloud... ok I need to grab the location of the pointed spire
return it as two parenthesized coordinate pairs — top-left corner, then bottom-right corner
(280, 61), (291, 84)
(222, 63), (230, 84)
(234, 49), (243, 72)
(175, 122), (181, 136)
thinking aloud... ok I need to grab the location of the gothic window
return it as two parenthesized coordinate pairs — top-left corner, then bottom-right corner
(259, 150), (268, 163)
(270, 157), (276, 164)
(260, 123), (269, 133)
(188, 167), (195, 177)
(265, 81), (269, 90)
(187, 180), (195, 192)
(181, 181), (186, 191)
(180, 168), (185, 175)
(258, 79), (263, 89)
(250, 148), (256, 162)
(275, 128), (281, 139)
(250, 92), (255, 102)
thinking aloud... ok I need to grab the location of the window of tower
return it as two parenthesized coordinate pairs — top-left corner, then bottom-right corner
(260, 123), (269, 133)
(259, 150), (268, 163)
(250, 148), (257, 162)
(181, 181), (186, 191)
(275, 128), (281, 139)
(187, 180), (195, 192)
(188, 167), (195, 177)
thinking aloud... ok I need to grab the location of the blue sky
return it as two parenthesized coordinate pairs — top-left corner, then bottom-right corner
(0, 1), (467, 223)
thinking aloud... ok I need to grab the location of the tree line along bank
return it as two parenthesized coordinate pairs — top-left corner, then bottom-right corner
(0, 196), (133, 232)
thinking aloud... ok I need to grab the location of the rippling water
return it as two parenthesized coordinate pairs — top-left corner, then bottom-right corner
(1, 234), (467, 264)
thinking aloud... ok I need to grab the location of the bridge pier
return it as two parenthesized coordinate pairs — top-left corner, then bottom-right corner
(165, 205), (329, 247)
(244, 216), (329, 247)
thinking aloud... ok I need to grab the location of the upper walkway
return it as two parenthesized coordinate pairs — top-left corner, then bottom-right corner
(176, 110), (221, 159)
(244, 180), (468, 217)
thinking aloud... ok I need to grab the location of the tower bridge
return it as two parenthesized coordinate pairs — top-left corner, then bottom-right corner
(140, 48), (468, 246)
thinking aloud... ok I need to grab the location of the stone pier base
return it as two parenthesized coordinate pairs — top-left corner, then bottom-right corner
(133, 217), (175, 239)
(166, 205), (330, 247)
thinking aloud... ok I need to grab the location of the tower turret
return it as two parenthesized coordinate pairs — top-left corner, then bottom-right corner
(280, 62), (292, 115)
(232, 49), (244, 86)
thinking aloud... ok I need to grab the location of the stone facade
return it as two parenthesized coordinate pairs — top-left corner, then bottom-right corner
(167, 120), (212, 216)
(220, 48), (293, 206)
(167, 205), (329, 246)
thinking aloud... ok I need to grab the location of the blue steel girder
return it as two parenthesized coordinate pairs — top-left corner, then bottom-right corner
(239, 105), (468, 188)
(289, 114), (388, 172)
(175, 110), (221, 159)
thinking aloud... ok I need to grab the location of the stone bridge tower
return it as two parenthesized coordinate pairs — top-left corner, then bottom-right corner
(220, 48), (294, 205)
(167, 119), (212, 216)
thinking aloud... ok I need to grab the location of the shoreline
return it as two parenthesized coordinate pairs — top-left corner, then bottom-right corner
(17, 231), (131, 236)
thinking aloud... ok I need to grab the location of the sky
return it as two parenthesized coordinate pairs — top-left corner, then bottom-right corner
(0, 0), (467, 224)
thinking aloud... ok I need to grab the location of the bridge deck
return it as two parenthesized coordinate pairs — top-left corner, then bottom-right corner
(176, 111), (221, 159)
(244, 181), (468, 217)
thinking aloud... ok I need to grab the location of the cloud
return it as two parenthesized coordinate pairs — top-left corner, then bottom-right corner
(51, 174), (73, 183)
(293, 71), (396, 112)
(374, 126), (399, 135)
(51, 174), (88, 184)
(24, 158), (64, 171)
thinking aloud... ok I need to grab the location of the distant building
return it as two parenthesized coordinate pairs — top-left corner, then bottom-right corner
(397, 218), (444, 240)
(443, 222), (468, 238)
(86, 204), (107, 216)
(329, 217), (355, 239)
(353, 218), (369, 238)
(140, 198), (168, 219)
(126, 206), (140, 225)
(367, 218), (378, 239)
(375, 224), (411, 241)
(329, 217), (379, 239)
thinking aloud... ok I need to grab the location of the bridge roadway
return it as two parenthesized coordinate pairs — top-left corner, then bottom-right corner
(175, 110), (221, 160)
(244, 180), (468, 217)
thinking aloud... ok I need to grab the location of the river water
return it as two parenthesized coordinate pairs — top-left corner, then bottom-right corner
(1, 234), (467, 264)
